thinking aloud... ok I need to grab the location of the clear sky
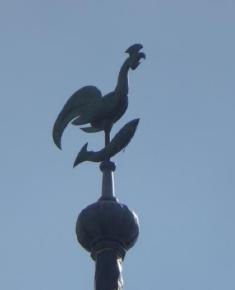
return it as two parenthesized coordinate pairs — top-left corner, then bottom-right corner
(1, 0), (235, 289)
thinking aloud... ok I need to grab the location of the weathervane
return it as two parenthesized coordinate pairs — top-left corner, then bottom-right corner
(52, 44), (145, 290)
(53, 43), (145, 166)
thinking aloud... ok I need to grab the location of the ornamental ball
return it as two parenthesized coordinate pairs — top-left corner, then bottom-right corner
(76, 200), (139, 255)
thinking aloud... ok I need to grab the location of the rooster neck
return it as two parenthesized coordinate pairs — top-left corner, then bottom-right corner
(114, 59), (130, 96)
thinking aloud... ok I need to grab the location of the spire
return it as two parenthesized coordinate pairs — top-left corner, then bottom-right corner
(53, 44), (145, 290)
(76, 162), (139, 290)
(76, 166), (139, 290)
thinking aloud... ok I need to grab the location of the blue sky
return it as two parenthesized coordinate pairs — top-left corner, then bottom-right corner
(1, 0), (235, 289)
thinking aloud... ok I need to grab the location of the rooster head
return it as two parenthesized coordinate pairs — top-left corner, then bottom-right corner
(126, 43), (146, 70)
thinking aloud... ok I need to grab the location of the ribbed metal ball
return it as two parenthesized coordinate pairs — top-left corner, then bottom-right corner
(76, 200), (139, 258)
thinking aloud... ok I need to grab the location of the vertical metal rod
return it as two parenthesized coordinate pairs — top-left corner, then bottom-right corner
(99, 161), (116, 200)
(105, 129), (111, 147)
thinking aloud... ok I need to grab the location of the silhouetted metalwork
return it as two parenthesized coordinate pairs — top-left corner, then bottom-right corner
(74, 119), (139, 166)
(52, 43), (145, 166)
(76, 182), (139, 290)
(52, 44), (145, 290)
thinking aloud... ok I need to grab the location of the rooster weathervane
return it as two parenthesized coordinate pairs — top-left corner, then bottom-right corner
(53, 44), (145, 166)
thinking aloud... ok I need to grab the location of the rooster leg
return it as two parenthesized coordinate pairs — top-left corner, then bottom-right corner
(105, 127), (111, 147)
(104, 122), (112, 147)
(103, 121), (113, 161)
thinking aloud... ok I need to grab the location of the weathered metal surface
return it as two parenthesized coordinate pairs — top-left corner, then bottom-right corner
(76, 198), (139, 290)
(99, 161), (116, 201)
(52, 44), (145, 165)
(52, 44), (144, 290)
(73, 119), (139, 166)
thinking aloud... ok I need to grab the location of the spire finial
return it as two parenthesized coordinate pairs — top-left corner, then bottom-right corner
(53, 44), (145, 290)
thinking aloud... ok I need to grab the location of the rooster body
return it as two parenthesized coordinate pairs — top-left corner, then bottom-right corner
(53, 44), (145, 149)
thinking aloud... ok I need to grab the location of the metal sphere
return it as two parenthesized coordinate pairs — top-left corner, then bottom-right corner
(76, 200), (139, 259)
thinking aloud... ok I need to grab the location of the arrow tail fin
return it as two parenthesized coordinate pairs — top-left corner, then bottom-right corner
(73, 143), (90, 167)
